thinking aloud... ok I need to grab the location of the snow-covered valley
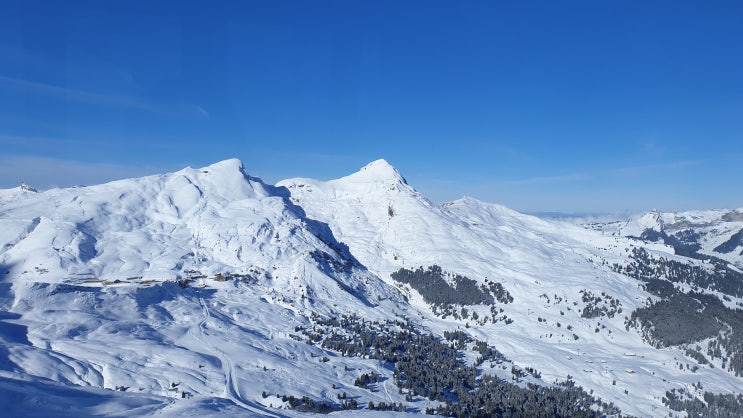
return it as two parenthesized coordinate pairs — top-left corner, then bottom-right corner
(2, 158), (743, 417)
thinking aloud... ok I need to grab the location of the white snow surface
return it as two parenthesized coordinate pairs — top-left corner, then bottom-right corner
(580, 208), (743, 267)
(0, 158), (741, 416)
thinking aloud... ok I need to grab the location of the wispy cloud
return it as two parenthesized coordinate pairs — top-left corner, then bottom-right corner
(641, 140), (667, 155)
(299, 152), (358, 161)
(0, 75), (208, 119)
(0, 75), (160, 112)
(505, 172), (587, 186)
(0, 132), (188, 153)
(0, 155), (174, 189)
(503, 159), (706, 187)
(417, 158), (710, 207)
(605, 159), (707, 176)
(0, 133), (117, 149)
(194, 105), (210, 118)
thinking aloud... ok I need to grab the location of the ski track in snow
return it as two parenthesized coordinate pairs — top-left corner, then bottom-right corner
(196, 297), (279, 418)
(374, 362), (393, 404)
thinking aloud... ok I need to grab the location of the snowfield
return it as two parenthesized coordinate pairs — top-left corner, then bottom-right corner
(1, 158), (742, 417)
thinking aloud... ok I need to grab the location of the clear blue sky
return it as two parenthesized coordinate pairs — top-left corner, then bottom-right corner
(1, 1), (741, 213)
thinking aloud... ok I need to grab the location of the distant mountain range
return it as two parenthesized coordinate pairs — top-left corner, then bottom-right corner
(1, 159), (742, 417)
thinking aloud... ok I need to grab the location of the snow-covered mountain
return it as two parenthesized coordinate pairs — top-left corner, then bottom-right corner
(0, 159), (403, 417)
(582, 209), (743, 267)
(2, 158), (743, 417)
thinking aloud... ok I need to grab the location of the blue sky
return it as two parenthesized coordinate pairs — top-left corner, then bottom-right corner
(1, 1), (741, 213)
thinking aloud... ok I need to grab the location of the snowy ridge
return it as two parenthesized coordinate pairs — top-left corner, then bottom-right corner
(2, 159), (358, 283)
(280, 162), (743, 417)
(342, 159), (408, 184)
(584, 208), (743, 267)
(0, 183), (40, 205)
(1, 158), (742, 417)
(0, 159), (408, 416)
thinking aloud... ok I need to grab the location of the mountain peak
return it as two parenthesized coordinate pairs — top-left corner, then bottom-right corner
(20, 182), (39, 193)
(182, 158), (268, 200)
(196, 158), (257, 184)
(200, 158), (247, 175)
(347, 159), (407, 184)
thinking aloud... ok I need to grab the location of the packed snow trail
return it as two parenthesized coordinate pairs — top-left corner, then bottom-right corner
(196, 298), (279, 417)
(374, 362), (393, 403)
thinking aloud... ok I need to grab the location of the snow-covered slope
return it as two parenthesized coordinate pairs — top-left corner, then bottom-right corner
(279, 160), (743, 417)
(1, 159), (397, 303)
(0, 159), (406, 417)
(583, 209), (743, 267)
(2, 158), (742, 417)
